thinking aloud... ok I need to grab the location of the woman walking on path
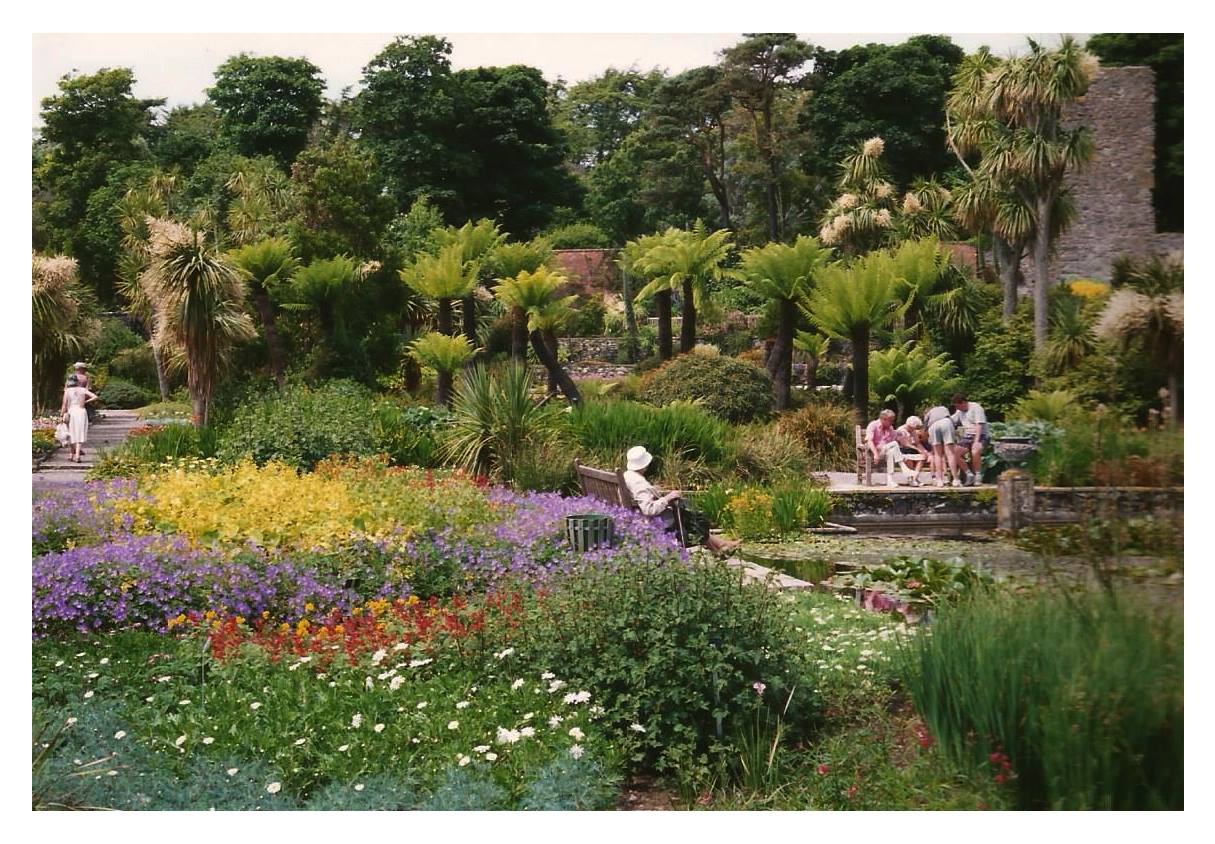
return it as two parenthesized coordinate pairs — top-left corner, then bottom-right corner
(60, 374), (98, 463)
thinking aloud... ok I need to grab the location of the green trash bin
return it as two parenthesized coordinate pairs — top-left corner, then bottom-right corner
(565, 513), (616, 552)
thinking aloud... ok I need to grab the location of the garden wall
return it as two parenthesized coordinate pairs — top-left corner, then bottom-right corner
(553, 249), (619, 295)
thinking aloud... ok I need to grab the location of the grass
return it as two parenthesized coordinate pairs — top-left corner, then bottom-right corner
(135, 401), (193, 421)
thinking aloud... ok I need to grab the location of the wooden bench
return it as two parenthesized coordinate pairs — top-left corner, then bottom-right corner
(855, 425), (873, 486)
(573, 459), (638, 510)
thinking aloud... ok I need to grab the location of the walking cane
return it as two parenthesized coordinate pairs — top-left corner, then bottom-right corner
(673, 501), (688, 548)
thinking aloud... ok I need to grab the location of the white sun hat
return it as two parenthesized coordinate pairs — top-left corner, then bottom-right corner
(626, 446), (653, 472)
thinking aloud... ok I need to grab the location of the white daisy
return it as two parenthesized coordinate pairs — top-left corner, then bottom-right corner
(266, 782), (282, 794)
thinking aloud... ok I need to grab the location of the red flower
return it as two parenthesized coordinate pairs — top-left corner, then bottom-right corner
(817, 764), (830, 776)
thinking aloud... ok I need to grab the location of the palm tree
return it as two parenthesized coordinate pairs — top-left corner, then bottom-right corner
(494, 267), (582, 403)
(141, 219), (256, 427)
(401, 243), (480, 337)
(793, 330), (829, 389)
(819, 137), (899, 255)
(1096, 257), (1184, 425)
(408, 332), (477, 407)
(803, 250), (899, 428)
(228, 237), (299, 388)
(488, 237), (554, 362)
(434, 219), (505, 344)
(738, 235), (834, 409)
(32, 253), (98, 411)
(952, 38), (1096, 347)
(1043, 294), (1097, 374)
(898, 179), (960, 242)
(637, 221), (734, 354)
(889, 237), (981, 342)
(621, 232), (674, 360)
(869, 342), (960, 420)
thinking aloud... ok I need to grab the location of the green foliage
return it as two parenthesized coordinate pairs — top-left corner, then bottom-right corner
(543, 222), (612, 249)
(564, 296), (607, 337)
(89, 318), (144, 365)
(216, 380), (390, 470)
(868, 343), (959, 418)
(776, 400), (855, 471)
(107, 346), (162, 393)
(87, 424), (220, 479)
(1027, 409), (1183, 487)
(288, 137), (395, 259)
(518, 753), (621, 810)
(960, 303), (1037, 419)
(33, 429), (57, 461)
(901, 589), (1183, 809)
(208, 54), (325, 170)
(522, 557), (814, 781)
(799, 35), (965, 196)
(570, 399), (731, 474)
(728, 422), (811, 483)
(98, 378), (153, 409)
(441, 363), (567, 482)
(1009, 390), (1083, 424)
(642, 354), (773, 424)
(408, 332), (475, 375)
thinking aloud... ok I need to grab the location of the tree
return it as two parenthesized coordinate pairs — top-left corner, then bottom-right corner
(433, 219), (505, 344)
(793, 330), (829, 389)
(32, 253), (99, 411)
(818, 137), (899, 254)
(719, 34), (814, 241)
(799, 36), (965, 193)
(289, 136), (394, 260)
(1096, 255), (1183, 424)
(35, 68), (163, 301)
(955, 38), (1097, 349)
(738, 235), (835, 409)
(401, 243), (481, 404)
(286, 254), (368, 378)
(636, 222), (734, 354)
(1086, 34), (1183, 231)
(228, 237), (299, 387)
(644, 66), (736, 229)
(448, 65), (581, 237)
(621, 232), (675, 360)
(208, 54), (325, 170)
(140, 219), (255, 426)
(488, 237), (555, 361)
(804, 250), (899, 428)
(151, 103), (223, 175)
(889, 237), (980, 341)
(557, 67), (665, 169)
(354, 36), (460, 211)
(493, 267), (582, 403)
(869, 342), (959, 420)
(408, 332), (476, 407)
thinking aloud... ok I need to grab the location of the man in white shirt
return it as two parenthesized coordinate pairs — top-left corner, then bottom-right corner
(950, 393), (989, 486)
(622, 446), (740, 556)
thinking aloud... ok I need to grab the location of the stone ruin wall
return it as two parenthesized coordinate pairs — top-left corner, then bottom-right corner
(1024, 65), (1183, 282)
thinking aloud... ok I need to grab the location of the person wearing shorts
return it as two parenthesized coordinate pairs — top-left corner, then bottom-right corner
(951, 393), (989, 486)
(894, 415), (929, 486)
(923, 404), (964, 486)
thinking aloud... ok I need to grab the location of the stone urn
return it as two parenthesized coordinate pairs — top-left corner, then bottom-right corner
(993, 436), (1038, 468)
(993, 437), (1037, 532)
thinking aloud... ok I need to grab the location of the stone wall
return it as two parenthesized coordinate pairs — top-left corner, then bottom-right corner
(1021, 66), (1183, 283)
(553, 249), (619, 295)
(560, 336), (621, 362)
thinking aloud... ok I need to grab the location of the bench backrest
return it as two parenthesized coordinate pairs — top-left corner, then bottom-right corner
(573, 459), (637, 510)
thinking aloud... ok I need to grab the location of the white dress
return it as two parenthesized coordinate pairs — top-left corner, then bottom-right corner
(65, 387), (89, 444)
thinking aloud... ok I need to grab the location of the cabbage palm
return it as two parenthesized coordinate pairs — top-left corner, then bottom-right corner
(228, 237), (299, 388)
(636, 221), (734, 354)
(898, 179), (960, 242)
(1043, 294), (1096, 374)
(409, 332), (477, 406)
(115, 185), (177, 399)
(738, 235), (834, 409)
(621, 231), (675, 360)
(803, 250), (900, 428)
(819, 137), (899, 255)
(400, 242), (480, 336)
(32, 253), (99, 411)
(1096, 260), (1183, 424)
(141, 219), (256, 427)
(494, 267), (582, 403)
(488, 237), (554, 361)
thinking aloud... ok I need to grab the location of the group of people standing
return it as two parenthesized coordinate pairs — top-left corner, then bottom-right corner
(866, 393), (988, 488)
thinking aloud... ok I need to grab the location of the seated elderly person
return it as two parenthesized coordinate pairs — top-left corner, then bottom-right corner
(893, 415), (929, 487)
(622, 446), (741, 557)
(950, 392), (989, 486)
(866, 409), (916, 488)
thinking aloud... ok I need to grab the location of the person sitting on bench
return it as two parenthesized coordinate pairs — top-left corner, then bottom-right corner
(866, 409), (916, 488)
(621, 445), (741, 557)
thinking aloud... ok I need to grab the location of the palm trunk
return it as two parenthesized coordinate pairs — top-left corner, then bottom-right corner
(679, 278), (697, 354)
(1168, 370), (1181, 427)
(151, 342), (171, 401)
(543, 329), (559, 395)
(655, 290), (673, 361)
(1032, 199), (1052, 351)
(531, 328), (581, 404)
(436, 369), (452, 407)
(768, 298), (795, 410)
(437, 298), (454, 336)
(994, 235), (1023, 320)
(462, 293), (477, 344)
(251, 288), (286, 388)
(850, 325), (870, 430)
(621, 268), (639, 363)
(510, 305), (528, 361)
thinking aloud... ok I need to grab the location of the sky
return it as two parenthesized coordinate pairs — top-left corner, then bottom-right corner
(31, 32), (1091, 127)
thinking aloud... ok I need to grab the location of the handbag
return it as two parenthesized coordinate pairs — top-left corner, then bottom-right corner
(54, 422), (71, 446)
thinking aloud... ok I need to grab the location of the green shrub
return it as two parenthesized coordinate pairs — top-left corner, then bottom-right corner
(869, 343), (959, 419)
(97, 378), (153, 409)
(216, 381), (387, 471)
(88, 318), (144, 365)
(370, 403), (447, 468)
(1010, 389), (1084, 424)
(107, 346), (161, 393)
(543, 222), (612, 249)
(726, 488), (776, 540)
(770, 482), (833, 532)
(33, 429), (57, 460)
(729, 422), (810, 482)
(901, 589), (1183, 809)
(88, 424), (220, 479)
(521, 558), (813, 783)
(565, 296), (607, 337)
(570, 399), (731, 475)
(777, 401), (854, 471)
(642, 354), (773, 424)
(961, 304), (1037, 419)
(691, 482), (733, 527)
